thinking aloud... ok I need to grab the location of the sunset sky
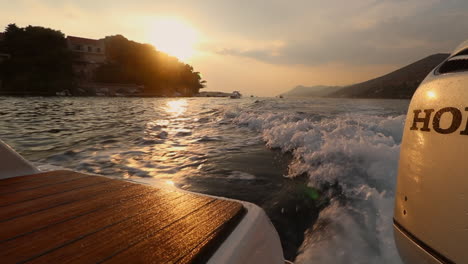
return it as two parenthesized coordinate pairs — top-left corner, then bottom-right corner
(1, 0), (468, 96)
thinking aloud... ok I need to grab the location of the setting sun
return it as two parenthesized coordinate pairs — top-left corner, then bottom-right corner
(148, 18), (199, 62)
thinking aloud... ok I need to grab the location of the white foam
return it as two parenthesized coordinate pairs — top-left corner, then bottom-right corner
(226, 108), (405, 263)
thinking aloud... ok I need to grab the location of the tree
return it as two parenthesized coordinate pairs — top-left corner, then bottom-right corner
(0, 24), (74, 95)
(93, 35), (205, 96)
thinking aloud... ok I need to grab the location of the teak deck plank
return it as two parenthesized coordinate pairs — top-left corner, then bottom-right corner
(106, 200), (244, 264)
(0, 175), (110, 207)
(0, 188), (183, 263)
(0, 171), (89, 194)
(0, 179), (129, 221)
(0, 181), (151, 241)
(175, 202), (245, 264)
(28, 195), (213, 264)
(0, 170), (245, 264)
(0, 170), (77, 188)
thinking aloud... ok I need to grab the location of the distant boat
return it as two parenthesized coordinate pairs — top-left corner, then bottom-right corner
(230, 91), (242, 99)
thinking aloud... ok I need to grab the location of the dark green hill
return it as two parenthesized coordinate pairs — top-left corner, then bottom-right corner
(0, 24), (73, 95)
(330, 53), (449, 99)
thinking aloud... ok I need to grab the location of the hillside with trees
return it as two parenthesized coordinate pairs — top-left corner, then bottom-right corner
(329, 53), (449, 99)
(281, 54), (449, 100)
(0, 24), (74, 95)
(0, 24), (205, 96)
(94, 35), (205, 96)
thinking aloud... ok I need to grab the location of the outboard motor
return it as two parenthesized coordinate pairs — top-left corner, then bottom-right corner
(394, 41), (468, 264)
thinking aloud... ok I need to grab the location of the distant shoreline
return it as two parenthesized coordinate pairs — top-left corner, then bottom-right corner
(281, 53), (449, 100)
(0, 90), (236, 98)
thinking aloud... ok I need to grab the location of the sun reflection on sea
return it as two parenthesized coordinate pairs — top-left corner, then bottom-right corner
(165, 99), (188, 116)
(109, 99), (197, 180)
(165, 180), (175, 186)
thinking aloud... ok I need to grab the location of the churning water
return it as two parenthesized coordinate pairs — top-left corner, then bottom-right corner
(0, 96), (410, 263)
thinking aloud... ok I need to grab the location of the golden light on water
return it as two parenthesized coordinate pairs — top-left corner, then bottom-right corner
(165, 99), (188, 116)
(165, 180), (175, 186)
(148, 18), (199, 62)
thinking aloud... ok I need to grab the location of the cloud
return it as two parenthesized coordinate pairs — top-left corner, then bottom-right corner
(201, 0), (468, 66)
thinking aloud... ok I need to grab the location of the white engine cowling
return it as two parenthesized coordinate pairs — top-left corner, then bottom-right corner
(394, 41), (468, 264)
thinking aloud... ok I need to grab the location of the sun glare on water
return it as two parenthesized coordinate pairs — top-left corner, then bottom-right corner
(149, 18), (199, 62)
(165, 99), (188, 116)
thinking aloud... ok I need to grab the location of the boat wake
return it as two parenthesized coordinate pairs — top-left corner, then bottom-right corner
(224, 103), (405, 264)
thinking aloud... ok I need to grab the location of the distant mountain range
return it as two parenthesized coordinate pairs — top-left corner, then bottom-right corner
(283, 53), (450, 99)
(281, 85), (342, 97)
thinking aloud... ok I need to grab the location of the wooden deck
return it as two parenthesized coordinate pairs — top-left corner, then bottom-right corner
(0, 170), (245, 264)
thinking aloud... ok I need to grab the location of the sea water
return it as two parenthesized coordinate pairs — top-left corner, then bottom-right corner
(0, 96), (409, 263)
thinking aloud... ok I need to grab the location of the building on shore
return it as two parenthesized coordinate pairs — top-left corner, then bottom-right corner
(66, 36), (107, 82)
(66, 36), (143, 96)
(66, 36), (108, 94)
(66, 36), (106, 64)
